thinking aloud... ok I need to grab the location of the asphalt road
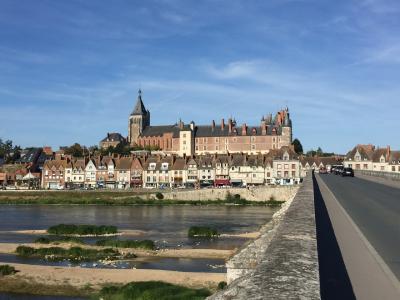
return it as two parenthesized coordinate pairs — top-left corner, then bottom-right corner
(319, 174), (400, 280)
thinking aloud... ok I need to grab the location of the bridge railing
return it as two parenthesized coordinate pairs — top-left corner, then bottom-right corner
(207, 174), (320, 300)
(355, 170), (400, 181)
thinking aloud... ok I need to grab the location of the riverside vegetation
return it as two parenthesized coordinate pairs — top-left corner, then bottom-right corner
(0, 265), (17, 276)
(47, 224), (118, 236)
(15, 245), (135, 262)
(95, 281), (211, 300)
(188, 226), (219, 238)
(96, 239), (155, 250)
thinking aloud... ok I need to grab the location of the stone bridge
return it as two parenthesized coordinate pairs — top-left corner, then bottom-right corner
(208, 172), (400, 300)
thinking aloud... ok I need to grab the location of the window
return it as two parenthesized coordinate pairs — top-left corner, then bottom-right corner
(392, 166), (395, 172)
(277, 164), (282, 169)
(251, 144), (255, 150)
(292, 164), (296, 169)
(363, 164), (368, 169)
(183, 141), (186, 145)
(203, 145), (206, 150)
(292, 171), (295, 177)
(380, 166), (385, 171)
(215, 138), (219, 143)
(183, 133), (186, 138)
(284, 164), (289, 169)
(267, 172), (270, 177)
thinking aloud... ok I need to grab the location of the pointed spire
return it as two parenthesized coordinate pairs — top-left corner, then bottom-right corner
(131, 89), (147, 116)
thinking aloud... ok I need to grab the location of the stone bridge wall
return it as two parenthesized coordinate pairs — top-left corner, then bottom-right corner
(208, 175), (319, 300)
(355, 170), (400, 181)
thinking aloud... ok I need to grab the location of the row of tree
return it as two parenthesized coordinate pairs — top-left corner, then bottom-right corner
(292, 138), (336, 157)
(62, 142), (160, 158)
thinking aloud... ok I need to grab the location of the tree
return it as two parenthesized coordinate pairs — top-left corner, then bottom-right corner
(292, 138), (303, 154)
(64, 143), (84, 157)
(0, 139), (21, 163)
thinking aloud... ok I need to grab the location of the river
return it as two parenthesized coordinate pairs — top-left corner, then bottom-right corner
(0, 205), (277, 299)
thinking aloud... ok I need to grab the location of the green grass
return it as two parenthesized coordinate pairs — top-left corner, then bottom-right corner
(34, 236), (84, 244)
(0, 265), (17, 276)
(95, 281), (211, 300)
(47, 224), (118, 236)
(188, 226), (219, 238)
(96, 239), (155, 250)
(15, 246), (130, 262)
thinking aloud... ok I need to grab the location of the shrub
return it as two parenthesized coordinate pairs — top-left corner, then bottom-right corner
(225, 192), (249, 205)
(97, 281), (211, 300)
(0, 265), (17, 276)
(35, 236), (83, 244)
(269, 195), (276, 201)
(47, 224), (118, 236)
(96, 239), (155, 250)
(15, 246), (126, 262)
(217, 281), (227, 290)
(16, 246), (35, 256)
(155, 192), (164, 200)
(188, 226), (219, 238)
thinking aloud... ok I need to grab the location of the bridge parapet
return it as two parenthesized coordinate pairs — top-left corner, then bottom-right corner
(208, 174), (320, 300)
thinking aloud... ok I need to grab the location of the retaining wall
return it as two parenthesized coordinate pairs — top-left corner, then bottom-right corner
(208, 175), (320, 300)
(159, 185), (299, 202)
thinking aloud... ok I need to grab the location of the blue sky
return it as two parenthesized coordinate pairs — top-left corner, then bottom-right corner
(1, 0), (399, 153)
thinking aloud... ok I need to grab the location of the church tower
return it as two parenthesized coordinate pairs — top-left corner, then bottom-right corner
(128, 89), (150, 146)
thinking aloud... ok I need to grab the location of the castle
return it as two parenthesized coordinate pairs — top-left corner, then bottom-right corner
(128, 90), (293, 156)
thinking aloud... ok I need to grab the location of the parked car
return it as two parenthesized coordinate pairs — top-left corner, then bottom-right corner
(342, 167), (354, 177)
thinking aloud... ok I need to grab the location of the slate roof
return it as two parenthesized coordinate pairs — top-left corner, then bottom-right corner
(131, 90), (148, 116)
(194, 125), (283, 137)
(141, 125), (181, 138)
(101, 133), (126, 143)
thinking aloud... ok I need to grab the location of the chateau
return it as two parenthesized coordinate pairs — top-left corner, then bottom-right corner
(128, 90), (293, 155)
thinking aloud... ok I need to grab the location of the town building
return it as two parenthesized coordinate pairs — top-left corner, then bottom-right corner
(100, 133), (126, 149)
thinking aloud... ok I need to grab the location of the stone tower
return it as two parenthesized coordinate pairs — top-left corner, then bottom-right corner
(281, 108), (292, 147)
(128, 89), (150, 146)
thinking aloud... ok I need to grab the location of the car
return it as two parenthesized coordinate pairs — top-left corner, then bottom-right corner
(334, 165), (344, 175)
(342, 167), (354, 177)
(319, 167), (328, 174)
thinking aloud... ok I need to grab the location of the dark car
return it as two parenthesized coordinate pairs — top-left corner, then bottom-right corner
(334, 165), (344, 175)
(342, 167), (354, 177)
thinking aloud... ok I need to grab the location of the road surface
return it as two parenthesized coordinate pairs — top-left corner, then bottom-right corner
(318, 174), (400, 280)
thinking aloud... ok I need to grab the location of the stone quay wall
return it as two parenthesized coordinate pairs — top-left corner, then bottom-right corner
(158, 185), (299, 202)
(208, 175), (320, 300)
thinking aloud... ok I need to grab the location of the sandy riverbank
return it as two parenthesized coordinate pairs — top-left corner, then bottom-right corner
(0, 262), (225, 293)
(0, 242), (234, 259)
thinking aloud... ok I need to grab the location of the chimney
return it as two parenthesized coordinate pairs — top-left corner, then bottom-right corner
(221, 118), (225, 130)
(228, 118), (233, 133)
(386, 145), (391, 161)
(212, 120), (215, 131)
(241, 123), (247, 135)
(179, 119), (184, 130)
(261, 120), (267, 135)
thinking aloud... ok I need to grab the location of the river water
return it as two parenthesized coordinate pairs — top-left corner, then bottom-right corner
(0, 205), (277, 299)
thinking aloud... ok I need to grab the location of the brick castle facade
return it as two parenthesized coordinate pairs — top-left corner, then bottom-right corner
(128, 90), (293, 156)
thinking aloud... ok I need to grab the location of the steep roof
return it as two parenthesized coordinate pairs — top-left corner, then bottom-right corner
(131, 90), (147, 116)
(116, 157), (132, 170)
